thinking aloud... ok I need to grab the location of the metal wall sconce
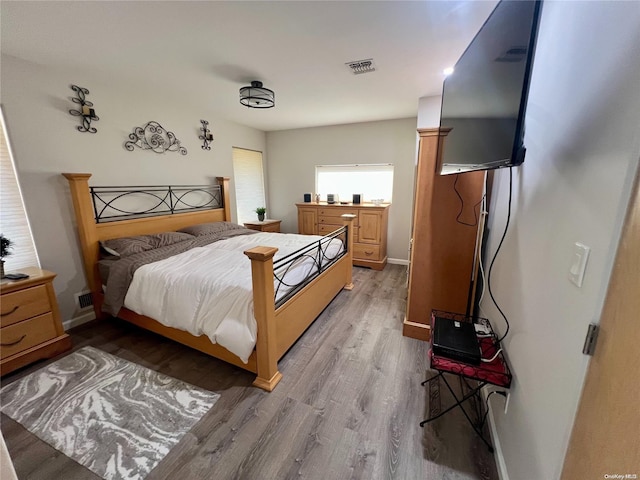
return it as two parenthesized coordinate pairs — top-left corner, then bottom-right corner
(69, 85), (99, 133)
(199, 120), (213, 150)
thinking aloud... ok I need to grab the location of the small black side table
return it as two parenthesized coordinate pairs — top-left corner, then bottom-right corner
(420, 310), (512, 452)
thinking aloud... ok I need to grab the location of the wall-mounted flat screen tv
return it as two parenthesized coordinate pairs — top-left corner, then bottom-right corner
(438, 0), (542, 175)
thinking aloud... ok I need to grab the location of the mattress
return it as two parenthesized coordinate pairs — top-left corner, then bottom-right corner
(123, 232), (344, 363)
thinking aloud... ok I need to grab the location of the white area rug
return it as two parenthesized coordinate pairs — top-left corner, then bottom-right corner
(0, 346), (219, 480)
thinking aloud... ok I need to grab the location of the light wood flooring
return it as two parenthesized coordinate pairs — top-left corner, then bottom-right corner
(1, 265), (499, 480)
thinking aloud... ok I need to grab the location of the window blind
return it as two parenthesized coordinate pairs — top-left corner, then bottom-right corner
(315, 164), (394, 203)
(232, 147), (266, 224)
(0, 109), (40, 271)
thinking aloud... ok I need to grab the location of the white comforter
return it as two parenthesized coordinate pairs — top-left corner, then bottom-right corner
(123, 232), (343, 363)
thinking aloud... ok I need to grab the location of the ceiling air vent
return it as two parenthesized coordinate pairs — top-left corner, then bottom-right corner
(346, 58), (376, 75)
(495, 46), (528, 63)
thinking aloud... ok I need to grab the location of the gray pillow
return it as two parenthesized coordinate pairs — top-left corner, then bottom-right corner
(178, 221), (246, 237)
(101, 231), (194, 257)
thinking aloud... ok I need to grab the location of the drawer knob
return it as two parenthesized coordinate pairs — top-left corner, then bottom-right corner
(365, 251), (374, 256)
(1, 334), (26, 347)
(1, 305), (19, 317)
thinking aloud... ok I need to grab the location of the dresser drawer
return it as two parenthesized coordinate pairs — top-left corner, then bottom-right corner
(318, 215), (358, 226)
(353, 243), (381, 261)
(261, 222), (281, 233)
(318, 224), (341, 235)
(1, 285), (51, 328)
(319, 224), (359, 242)
(318, 207), (359, 217)
(318, 215), (341, 226)
(0, 312), (57, 359)
(317, 223), (360, 236)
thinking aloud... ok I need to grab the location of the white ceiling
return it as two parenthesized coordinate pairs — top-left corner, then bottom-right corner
(1, 0), (497, 132)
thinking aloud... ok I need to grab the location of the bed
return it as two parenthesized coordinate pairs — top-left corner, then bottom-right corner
(63, 173), (355, 391)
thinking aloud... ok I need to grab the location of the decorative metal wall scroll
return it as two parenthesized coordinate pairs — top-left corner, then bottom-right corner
(69, 85), (99, 133)
(124, 121), (187, 155)
(199, 119), (213, 150)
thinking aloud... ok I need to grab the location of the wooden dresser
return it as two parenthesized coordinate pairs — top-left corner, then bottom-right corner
(296, 202), (390, 270)
(1, 267), (72, 375)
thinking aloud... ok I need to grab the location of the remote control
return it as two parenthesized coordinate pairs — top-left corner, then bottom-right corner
(4, 273), (30, 280)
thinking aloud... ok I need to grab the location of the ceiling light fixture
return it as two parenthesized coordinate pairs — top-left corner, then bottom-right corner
(443, 67), (454, 76)
(239, 81), (275, 109)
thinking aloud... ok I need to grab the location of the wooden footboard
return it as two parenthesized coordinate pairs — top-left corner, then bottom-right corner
(63, 173), (354, 391)
(245, 217), (353, 390)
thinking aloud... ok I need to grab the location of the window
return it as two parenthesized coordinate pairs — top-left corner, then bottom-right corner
(315, 164), (394, 203)
(0, 108), (40, 270)
(232, 147), (266, 224)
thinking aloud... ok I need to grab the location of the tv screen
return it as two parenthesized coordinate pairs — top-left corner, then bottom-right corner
(438, 0), (542, 175)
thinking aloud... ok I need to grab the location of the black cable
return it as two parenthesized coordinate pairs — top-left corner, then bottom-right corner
(454, 174), (484, 227)
(487, 167), (513, 343)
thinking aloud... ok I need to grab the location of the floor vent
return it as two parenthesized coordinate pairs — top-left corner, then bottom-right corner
(74, 291), (93, 310)
(346, 58), (376, 75)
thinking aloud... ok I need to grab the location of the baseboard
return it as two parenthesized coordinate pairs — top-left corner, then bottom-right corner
(483, 387), (510, 480)
(387, 257), (409, 266)
(402, 317), (430, 341)
(63, 311), (96, 331)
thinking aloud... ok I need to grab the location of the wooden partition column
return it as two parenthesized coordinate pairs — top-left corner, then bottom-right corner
(403, 128), (485, 341)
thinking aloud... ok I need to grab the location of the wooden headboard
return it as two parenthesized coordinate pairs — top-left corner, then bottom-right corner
(62, 173), (231, 296)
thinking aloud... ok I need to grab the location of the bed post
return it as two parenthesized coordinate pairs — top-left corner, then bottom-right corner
(342, 214), (356, 290)
(244, 246), (282, 391)
(62, 173), (104, 320)
(216, 177), (231, 222)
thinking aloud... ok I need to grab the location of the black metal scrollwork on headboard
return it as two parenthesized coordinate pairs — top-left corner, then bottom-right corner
(90, 184), (222, 223)
(124, 121), (187, 155)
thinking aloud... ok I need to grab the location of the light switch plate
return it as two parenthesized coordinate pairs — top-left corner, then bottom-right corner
(569, 242), (590, 287)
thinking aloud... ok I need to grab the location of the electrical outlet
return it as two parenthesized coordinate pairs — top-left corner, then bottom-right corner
(504, 392), (511, 414)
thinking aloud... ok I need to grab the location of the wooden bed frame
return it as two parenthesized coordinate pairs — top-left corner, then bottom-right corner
(63, 173), (354, 391)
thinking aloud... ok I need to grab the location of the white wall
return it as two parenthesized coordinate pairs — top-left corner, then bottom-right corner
(265, 118), (417, 261)
(481, 3), (640, 479)
(417, 95), (441, 130)
(0, 55), (266, 323)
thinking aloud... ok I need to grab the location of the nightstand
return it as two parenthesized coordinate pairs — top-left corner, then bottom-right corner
(244, 219), (282, 233)
(1, 267), (72, 375)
